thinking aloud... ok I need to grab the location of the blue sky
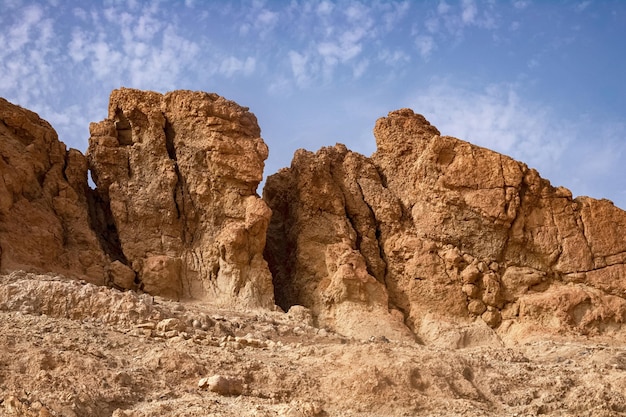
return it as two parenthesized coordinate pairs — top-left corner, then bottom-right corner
(1, 0), (625, 207)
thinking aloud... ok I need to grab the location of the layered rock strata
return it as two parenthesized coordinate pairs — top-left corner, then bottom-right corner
(87, 89), (274, 307)
(264, 109), (626, 343)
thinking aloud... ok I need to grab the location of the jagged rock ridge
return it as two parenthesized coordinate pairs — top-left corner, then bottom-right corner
(0, 90), (274, 309)
(264, 108), (626, 344)
(0, 97), (107, 281)
(2, 92), (626, 345)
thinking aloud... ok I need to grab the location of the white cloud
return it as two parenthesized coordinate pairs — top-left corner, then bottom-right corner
(513, 1), (530, 10)
(575, 1), (591, 12)
(317, 1), (334, 16)
(7, 4), (43, 52)
(415, 35), (435, 59)
(257, 9), (278, 27)
(461, 0), (477, 24)
(407, 82), (569, 173)
(219, 56), (256, 78)
(527, 58), (539, 69)
(289, 50), (311, 87)
(437, 1), (451, 14)
(381, 1), (410, 31)
(378, 49), (411, 66)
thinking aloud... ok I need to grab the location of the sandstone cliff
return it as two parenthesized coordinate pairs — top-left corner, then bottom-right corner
(0, 97), (107, 282)
(2, 91), (626, 344)
(264, 109), (626, 344)
(87, 89), (274, 307)
(1, 90), (274, 308)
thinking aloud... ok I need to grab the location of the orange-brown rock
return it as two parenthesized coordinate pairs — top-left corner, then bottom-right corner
(88, 89), (273, 307)
(264, 109), (626, 344)
(0, 98), (107, 282)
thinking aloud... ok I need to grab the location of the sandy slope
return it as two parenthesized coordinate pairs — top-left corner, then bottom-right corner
(1, 271), (625, 417)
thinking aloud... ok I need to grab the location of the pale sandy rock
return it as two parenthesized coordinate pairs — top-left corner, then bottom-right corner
(88, 88), (273, 307)
(0, 98), (107, 283)
(156, 318), (183, 333)
(2, 271), (626, 417)
(200, 374), (243, 396)
(264, 144), (415, 341)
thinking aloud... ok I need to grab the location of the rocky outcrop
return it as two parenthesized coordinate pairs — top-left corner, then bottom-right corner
(1, 90), (274, 309)
(3, 91), (626, 343)
(87, 89), (273, 307)
(264, 109), (626, 343)
(0, 97), (107, 282)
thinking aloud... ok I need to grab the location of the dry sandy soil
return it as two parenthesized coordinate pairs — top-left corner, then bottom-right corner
(1, 271), (626, 417)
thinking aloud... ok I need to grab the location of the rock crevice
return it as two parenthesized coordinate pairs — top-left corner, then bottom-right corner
(2, 93), (626, 346)
(263, 108), (626, 345)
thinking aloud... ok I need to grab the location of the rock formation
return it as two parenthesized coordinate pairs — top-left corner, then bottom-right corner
(0, 97), (107, 282)
(1, 90), (274, 308)
(2, 90), (626, 344)
(87, 88), (274, 307)
(264, 109), (626, 344)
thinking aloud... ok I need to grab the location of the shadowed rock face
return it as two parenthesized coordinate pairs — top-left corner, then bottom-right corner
(87, 88), (274, 307)
(0, 97), (107, 282)
(2, 92), (626, 344)
(0, 90), (274, 309)
(264, 109), (626, 344)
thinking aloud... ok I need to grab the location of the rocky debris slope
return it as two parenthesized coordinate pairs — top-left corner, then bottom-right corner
(0, 98), (107, 282)
(264, 109), (626, 345)
(2, 271), (626, 417)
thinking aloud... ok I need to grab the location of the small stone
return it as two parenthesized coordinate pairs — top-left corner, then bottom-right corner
(198, 377), (210, 389)
(287, 305), (315, 326)
(481, 309), (502, 328)
(199, 374), (243, 396)
(467, 299), (487, 315)
(156, 318), (182, 333)
(460, 264), (481, 284)
(462, 283), (479, 298)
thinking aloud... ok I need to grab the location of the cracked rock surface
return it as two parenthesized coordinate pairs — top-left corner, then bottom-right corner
(0, 97), (107, 282)
(87, 89), (273, 307)
(264, 108), (626, 345)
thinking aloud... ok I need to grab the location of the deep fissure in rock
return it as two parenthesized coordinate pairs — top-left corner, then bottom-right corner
(86, 189), (128, 265)
(114, 109), (132, 146)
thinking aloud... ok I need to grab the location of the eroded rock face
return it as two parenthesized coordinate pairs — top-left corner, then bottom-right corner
(265, 144), (414, 341)
(88, 89), (273, 307)
(264, 109), (626, 343)
(0, 98), (107, 282)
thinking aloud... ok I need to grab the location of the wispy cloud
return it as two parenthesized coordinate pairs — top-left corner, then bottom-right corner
(219, 56), (256, 78)
(408, 81), (569, 173)
(406, 79), (626, 205)
(415, 35), (436, 59)
(0, 3), (60, 106)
